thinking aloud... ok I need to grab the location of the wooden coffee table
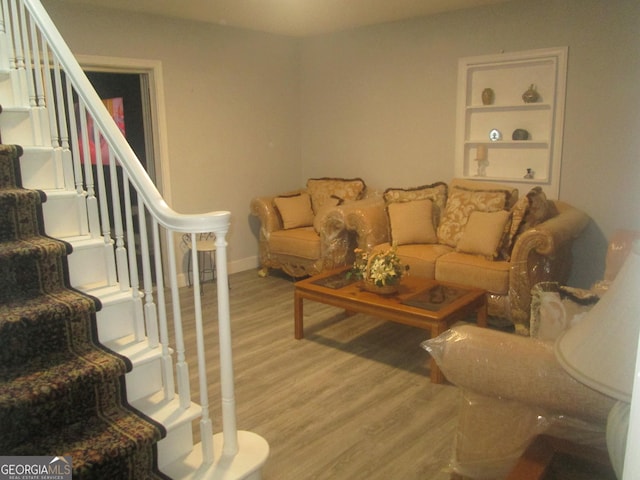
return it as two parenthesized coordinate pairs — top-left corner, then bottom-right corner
(294, 268), (487, 384)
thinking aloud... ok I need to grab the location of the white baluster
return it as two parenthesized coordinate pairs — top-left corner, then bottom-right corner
(78, 101), (100, 238)
(167, 229), (190, 408)
(122, 170), (145, 341)
(214, 228), (239, 458)
(191, 232), (214, 464)
(153, 221), (175, 400)
(137, 200), (159, 347)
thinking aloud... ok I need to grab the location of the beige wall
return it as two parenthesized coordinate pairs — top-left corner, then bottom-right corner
(299, 0), (640, 286)
(43, 0), (639, 287)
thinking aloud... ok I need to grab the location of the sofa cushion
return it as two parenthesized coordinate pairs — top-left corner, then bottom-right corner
(387, 199), (437, 245)
(306, 177), (366, 214)
(273, 193), (315, 229)
(269, 227), (320, 260)
(375, 242), (453, 278)
(457, 210), (511, 259)
(437, 186), (508, 248)
(436, 252), (510, 295)
(383, 182), (448, 227)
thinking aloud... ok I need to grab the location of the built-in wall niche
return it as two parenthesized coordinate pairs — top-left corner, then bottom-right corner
(454, 47), (568, 199)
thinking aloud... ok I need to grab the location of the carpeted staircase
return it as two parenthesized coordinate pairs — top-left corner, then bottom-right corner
(0, 143), (168, 478)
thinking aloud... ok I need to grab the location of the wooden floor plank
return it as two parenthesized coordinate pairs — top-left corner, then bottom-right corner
(171, 270), (459, 479)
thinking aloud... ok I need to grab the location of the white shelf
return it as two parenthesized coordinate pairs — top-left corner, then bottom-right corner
(466, 103), (552, 112)
(454, 47), (568, 199)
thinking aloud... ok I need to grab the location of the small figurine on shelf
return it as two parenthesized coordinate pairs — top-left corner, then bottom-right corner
(475, 145), (488, 177)
(524, 168), (535, 179)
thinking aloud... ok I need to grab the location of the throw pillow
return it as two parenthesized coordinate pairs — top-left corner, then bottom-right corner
(456, 210), (511, 258)
(387, 199), (437, 245)
(273, 193), (314, 230)
(437, 186), (508, 248)
(383, 182), (448, 227)
(499, 196), (530, 261)
(306, 177), (366, 214)
(519, 186), (559, 233)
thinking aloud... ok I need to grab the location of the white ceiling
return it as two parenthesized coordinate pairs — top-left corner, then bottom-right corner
(58, 0), (511, 37)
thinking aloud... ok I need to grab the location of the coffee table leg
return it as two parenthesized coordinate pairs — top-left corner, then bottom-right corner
(430, 357), (445, 384)
(294, 290), (304, 339)
(477, 296), (488, 328)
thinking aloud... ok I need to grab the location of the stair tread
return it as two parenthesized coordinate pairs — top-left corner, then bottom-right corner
(132, 391), (202, 429)
(103, 334), (164, 366)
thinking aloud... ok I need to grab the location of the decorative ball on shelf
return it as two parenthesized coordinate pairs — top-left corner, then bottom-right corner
(512, 128), (529, 140)
(522, 84), (540, 103)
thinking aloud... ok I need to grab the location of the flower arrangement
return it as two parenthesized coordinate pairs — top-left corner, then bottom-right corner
(348, 245), (409, 289)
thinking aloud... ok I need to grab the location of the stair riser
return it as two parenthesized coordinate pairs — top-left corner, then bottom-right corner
(67, 243), (110, 289)
(125, 357), (164, 402)
(42, 194), (87, 238)
(157, 422), (195, 468)
(20, 149), (65, 190)
(0, 110), (35, 146)
(96, 297), (137, 343)
(0, 78), (14, 107)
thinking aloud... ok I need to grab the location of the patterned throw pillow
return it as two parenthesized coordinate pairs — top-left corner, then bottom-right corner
(273, 193), (314, 229)
(387, 199), (437, 245)
(437, 186), (508, 248)
(383, 182), (448, 227)
(306, 177), (366, 214)
(499, 196), (530, 261)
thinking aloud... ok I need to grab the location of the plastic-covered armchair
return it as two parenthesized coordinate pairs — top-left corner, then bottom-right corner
(250, 178), (367, 278)
(421, 229), (640, 479)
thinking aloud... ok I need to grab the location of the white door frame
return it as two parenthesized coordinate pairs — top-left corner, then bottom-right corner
(75, 55), (173, 207)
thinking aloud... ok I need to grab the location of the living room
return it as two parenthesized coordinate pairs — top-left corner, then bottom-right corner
(2, 0), (639, 478)
(43, 0), (639, 290)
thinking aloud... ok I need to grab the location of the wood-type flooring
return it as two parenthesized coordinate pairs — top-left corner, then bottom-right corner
(173, 269), (460, 480)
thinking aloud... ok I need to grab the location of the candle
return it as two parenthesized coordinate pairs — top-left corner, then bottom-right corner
(476, 145), (488, 161)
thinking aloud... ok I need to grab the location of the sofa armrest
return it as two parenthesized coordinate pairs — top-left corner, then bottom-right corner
(423, 324), (615, 423)
(250, 195), (281, 237)
(343, 195), (390, 250)
(509, 201), (590, 333)
(511, 201), (589, 259)
(250, 188), (307, 237)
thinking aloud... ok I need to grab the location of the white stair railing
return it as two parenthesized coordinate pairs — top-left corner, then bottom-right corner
(0, 0), (268, 477)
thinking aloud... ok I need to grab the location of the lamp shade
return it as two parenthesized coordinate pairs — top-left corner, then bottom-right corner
(555, 240), (640, 403)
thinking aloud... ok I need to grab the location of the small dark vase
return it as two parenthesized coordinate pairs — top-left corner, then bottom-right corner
(522, 84), (539, 103)
(481, 88), (494, 105)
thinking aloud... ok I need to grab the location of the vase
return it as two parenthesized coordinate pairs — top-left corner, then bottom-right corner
(362, 280), (399, 295)
(481, 88), (494, 105)
(522, 84), (539, 103)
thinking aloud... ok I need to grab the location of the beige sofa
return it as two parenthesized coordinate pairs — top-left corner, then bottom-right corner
(343, 179), (589, 333)
(250, 177), (368, 278)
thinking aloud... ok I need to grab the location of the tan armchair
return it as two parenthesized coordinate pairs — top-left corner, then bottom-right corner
(250, 178), (368, 278)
